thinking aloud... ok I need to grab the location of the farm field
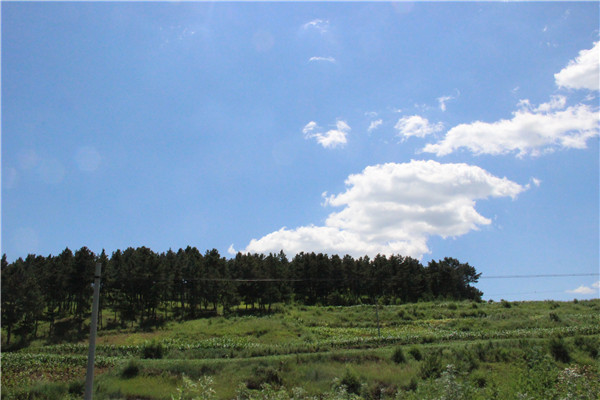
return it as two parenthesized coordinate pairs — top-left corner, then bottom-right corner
(2, 299), (599, 399)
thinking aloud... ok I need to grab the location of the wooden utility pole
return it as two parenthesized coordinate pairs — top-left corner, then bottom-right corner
(375, 300), (381, 339)
(84, 263), (102, 400)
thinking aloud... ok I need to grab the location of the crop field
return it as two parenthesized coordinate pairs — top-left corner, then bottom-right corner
(2, 299), (599, 399)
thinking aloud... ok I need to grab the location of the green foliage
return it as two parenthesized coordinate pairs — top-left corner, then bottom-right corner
(555, 365), (600, 400)
(549, 337), (571, 363)
(338, 368), (362, 395)
(408, 347), (422, 361)
(246, 365), (283, 390)
(573, 335), (598, 359)
(120, 359), (141, 379)
(3, 299), (600, 400)
(419, 351), (443, 380)
(172, 375), (216, 400)
(548, 312), (561, 323)
(142, 340), (164, 359)
(392, 347), (406, 364)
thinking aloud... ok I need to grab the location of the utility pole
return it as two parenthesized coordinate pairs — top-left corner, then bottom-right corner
(84, 262), (102, 400)
(375, 299), (381, 339)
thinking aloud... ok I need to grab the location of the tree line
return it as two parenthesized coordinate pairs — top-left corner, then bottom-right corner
(1, 246), (482, 345)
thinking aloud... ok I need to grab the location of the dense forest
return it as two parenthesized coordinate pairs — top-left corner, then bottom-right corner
(1, 247), (482, 345)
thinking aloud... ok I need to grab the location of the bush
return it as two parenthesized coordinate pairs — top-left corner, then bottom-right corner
(246, 365), (282, 389)
(339, 368), (362, 395)
(121, 359), (140, 379)
(549, 312), (561, 323)
(409, 347), (422, 361)
(573, 336), (598, 359)
(392, 347), (406, 364)
(549, 337), (571, 363)
(420, 351), (443, 379)
(68, 380), (85, 395)
(142, 341), (164, 359)
(470, 371), (487, 388)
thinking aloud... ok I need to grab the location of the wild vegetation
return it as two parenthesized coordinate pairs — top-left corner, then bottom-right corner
(2, 297), (599, 399)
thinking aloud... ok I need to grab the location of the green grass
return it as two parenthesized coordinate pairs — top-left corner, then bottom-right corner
(2, 299), (599, 399)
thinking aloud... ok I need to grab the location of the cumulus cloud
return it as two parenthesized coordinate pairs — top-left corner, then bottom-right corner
(423, 98), (599, 157)
(309, 56), (336, 63)
(567, 281), (600, 295)
(243, 160), (526, 259)
(395, 115), (443, 139)
(303, 120), (350, 149)
(368, 119), (383, 133)
(555, 41), (600, 91)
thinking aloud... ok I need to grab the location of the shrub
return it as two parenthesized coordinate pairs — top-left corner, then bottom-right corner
(549, 337), (571, 363)
(501, 300), (511, 308)
(68, 380), (85, 395)
(392, 347), (406, 364)
(402, 377), (418, 392)
(142, 341), (164, 359)
(120, 359), (140, 379)
(339, 368), (362, 395)
(246, 365), (282, 389)
(420, 351), (443, 379)
(573, 336), (598, 359)
(470, 371), (487, 388)
(549, 312), (561, 323)
(409, 347), (422, 361)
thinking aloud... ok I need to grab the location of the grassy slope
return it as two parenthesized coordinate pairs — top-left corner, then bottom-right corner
(2, 299), (599, 399)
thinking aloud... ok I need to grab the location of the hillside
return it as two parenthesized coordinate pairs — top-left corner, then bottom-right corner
(2, 299), (599, 399)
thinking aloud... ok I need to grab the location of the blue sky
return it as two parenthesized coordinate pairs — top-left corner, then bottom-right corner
(2, 2), (598, 301)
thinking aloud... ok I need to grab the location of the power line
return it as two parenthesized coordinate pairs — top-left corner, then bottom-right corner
(480, 273), (599, 279)
(166, 272), (599, 283)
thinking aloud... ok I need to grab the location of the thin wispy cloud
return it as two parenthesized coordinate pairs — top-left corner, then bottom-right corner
(302, 18), (329, 34)
(368, 119), (383, 133)
(309, 56), (336, 63)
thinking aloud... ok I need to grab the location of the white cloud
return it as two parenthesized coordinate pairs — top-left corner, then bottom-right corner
(555, 41), (600, 91)
(423, 99), (599, 157)
(437, 95), (455, 112)
(309, 56), (336, 63)
(227, 244), (237, 256)
(395, 115), (443, 139)
(567, 282), (599, 295)
(303, 120), (350, 149)
(302, 19), (329, 33)
(303, 121), (318, 135)
(243, 160), (526, 259)
(368, 119), (383, 133)
(531, 177), (542, 187)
